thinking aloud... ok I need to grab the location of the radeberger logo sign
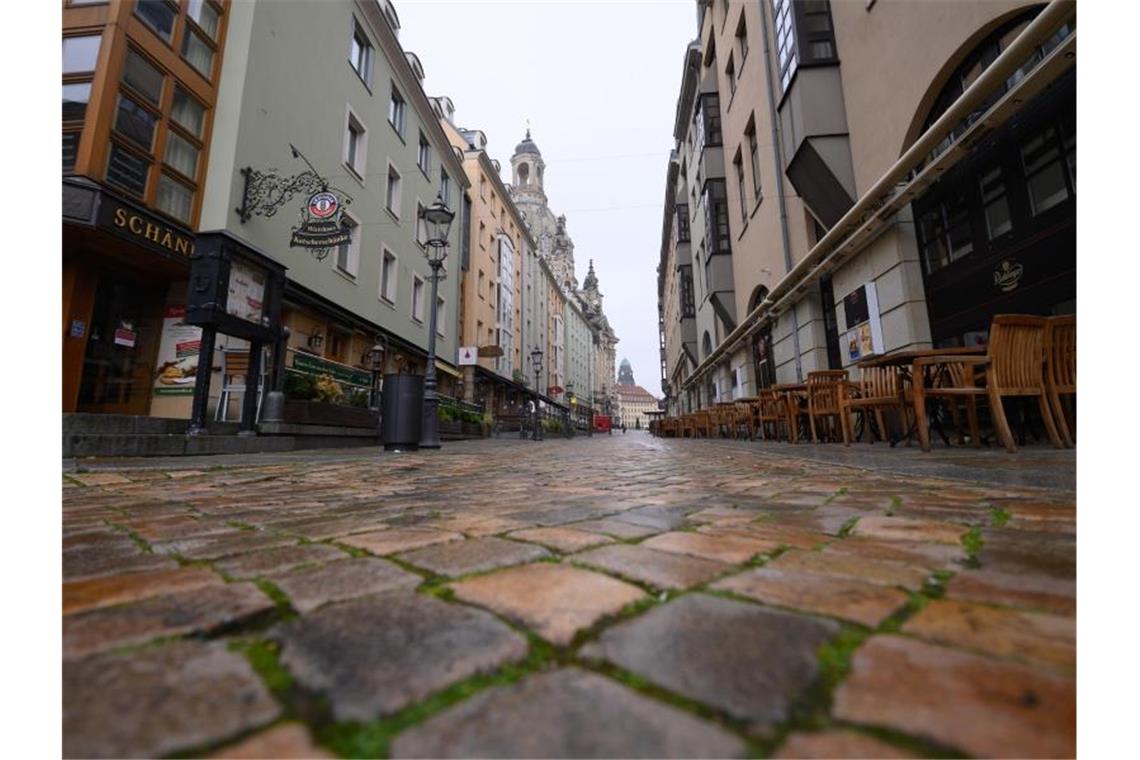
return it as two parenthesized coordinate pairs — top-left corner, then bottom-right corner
(291, 190), (352, 252)
(993, 259), (1024, 293)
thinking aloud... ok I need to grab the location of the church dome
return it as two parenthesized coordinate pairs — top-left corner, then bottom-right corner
(514, 129), (541, 157)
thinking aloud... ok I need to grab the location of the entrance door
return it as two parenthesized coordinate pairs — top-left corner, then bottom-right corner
(76, 273), (164, 415)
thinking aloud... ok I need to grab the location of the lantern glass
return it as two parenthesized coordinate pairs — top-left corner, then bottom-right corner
(420, 194), (454, 250)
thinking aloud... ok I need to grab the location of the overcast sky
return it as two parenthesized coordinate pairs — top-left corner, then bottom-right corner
(396, 0), (696, 396)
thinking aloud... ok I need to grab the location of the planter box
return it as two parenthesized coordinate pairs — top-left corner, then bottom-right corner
(439, 420), (462, 436)
(284, 400), (378, 429)
(462, 421), (486, 437)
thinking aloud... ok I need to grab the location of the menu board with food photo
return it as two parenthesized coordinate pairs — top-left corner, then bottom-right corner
(153, 305), (202, 396)
(226, 260), (266, 324)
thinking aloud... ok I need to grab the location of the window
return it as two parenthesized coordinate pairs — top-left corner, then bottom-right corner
(440, 169), (451, 206)
(181, 26), (214, 77)
(336, 215), (359, 277)
(436, 297), (446, 336)
(702, 180), (731, 254)
(1020, 125), (1070, 216)
(63, 134), (81, 174)
(163, 130), (198, 180)
(979, 166), (1011, 239)
(726, 55), (736, 97)
(187, 0), (220, 40)
(478, 221), (486, 248)
(734, 152), (748, 221)
(388, 84), (406, 138)
(349, 19), (373, 86)
(135, 0), (177, 43)
(171, 87), (205, 137)
(380, 249), (397, 303)
(412, 275), (425, 322)
(417, 132), (430, 175)
(736, 15), (749, 63)
(479, 174), (486, 199)
(385, 164), (401, 217)
(106, 143), (150, 197)
(415, 200), (427, 246)
(917, 191), (973, 275)
(344, 112), (366, 178)
(114, 94), (157, 150)
(693, 93), (722, 154)
(679, 266), (696, 318)
(63, 35), (101, 74)
(675, 203), (690, 242)
(156, 174), (193, 223)
(63, 83), (91, 122)
(747, 118), (762, 198)
(122, 48), (163, 105)
(773, 0), (797, 90)
(478, 269), (486, 299)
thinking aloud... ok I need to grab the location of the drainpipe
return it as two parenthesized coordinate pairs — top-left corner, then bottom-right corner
(759, 0), (803, 382)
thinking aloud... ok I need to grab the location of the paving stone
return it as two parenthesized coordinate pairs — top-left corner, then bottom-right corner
(698, 523), (829, 550)
(945, 568), (1075, 615)
(580, 594), (839, 728)
(610, 504), (691, 531)
(712, 567), (908, 628)
(213, 543), (348, 579)
(396, 536), (551, 577)
(565, 518), (659, 539)
(820, 535), (963, 571)
(903, 599), (1075, 671)
(434, 515), (534, 536)
(64, 566), (223, 615)
(572, 544), (729, 590)
(273, 593), (527, 721)
(832, 635), (1075, 758)
(852, 515), (966, 545)
(391, 668), (747, 758)
(63, 640), (280, 758)
(450, 563), (645, 644)
(766, 549), (930, 590)
(339, 528), (464, 556)
(773, 729), (917, 759)
(640, 531), (773, 564)
(63, 544), (178, 581)
(64, 583), (274, 658)
(68, 472), (133, 486)
(271, 557), (421, 613)
(506, 527), (614, 553)
(978, 528), (1076, 579)
(210, 723), (334, 759)
(505, 505), (615, 526)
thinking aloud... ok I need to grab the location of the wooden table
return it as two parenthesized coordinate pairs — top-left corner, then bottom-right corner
(860, 347), (987, 446)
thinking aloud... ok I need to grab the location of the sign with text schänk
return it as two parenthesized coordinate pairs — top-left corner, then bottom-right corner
(290, 191), (352, 252)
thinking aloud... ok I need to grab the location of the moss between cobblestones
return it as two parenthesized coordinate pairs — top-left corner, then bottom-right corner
(104, 521), (154, 554)
(886, 495), (903, 516)
(988, 504), (1012, 527)
(961, 526), (985, 568)
(837, 516), (860, 538)
(226, 520), (258, 532)
(62, 474), (84, 487)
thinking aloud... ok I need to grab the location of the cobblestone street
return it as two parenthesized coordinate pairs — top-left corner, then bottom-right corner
(62, 434), (1076, 758)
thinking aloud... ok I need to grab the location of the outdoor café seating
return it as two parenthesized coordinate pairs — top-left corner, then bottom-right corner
(652, 313), (1075, 454)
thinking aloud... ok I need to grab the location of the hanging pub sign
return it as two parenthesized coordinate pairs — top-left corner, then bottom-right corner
(290, 190), (353, 256)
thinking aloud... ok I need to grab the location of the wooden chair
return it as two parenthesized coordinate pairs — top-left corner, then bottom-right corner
(753, 389), (790, 442)
(913, 315), (1063, 453)
(215, 346), (268, 422)
(806, 371), (849, 443)
(1044, 315), (1076, 447)
(840, 366), (909, 446)
(679, 414), (695, 438)
(692, 410), (715, 438)
(733, 401), (755, 440)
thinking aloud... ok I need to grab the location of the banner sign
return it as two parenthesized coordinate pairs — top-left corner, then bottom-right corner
(153, 305), (202, 396)
(290, 191), (352, 251)
(291, 351), (371, 387)
(457, 346), (478, 366)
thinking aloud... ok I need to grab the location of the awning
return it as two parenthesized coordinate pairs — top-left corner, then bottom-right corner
(435, 359), (460, 378)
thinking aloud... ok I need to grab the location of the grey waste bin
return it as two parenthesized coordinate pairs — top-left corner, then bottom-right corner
(381, 373), (423, 451)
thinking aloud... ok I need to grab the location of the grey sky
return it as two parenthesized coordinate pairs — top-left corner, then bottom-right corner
(395, 0), (696, 396)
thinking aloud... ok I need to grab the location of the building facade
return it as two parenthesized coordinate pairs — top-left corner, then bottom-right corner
(658, 0), (1075, 412)
(615, 359), (662, 430)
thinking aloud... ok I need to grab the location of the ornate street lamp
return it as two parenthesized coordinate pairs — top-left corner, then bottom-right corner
(565, 381), (575, 439)
(418, 194), (455, 449)
(529, 346), (543, 442)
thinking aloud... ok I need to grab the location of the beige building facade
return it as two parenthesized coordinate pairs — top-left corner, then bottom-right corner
(659, 0), (1076, 412)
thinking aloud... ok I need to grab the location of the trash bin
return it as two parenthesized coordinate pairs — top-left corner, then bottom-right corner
(381, 373), (423, 451)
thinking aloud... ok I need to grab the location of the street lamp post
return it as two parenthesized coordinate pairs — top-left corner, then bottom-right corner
(418, 194), (455, 450)
(529, 346), (543, 442)
(565, 381), (575, 439)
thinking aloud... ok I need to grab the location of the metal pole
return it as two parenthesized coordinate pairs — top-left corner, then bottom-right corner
(421, 258), (443, 449)
(186, 325), (216, 436)
(238, 339), (262, 435)
(533, 368), (541, 441)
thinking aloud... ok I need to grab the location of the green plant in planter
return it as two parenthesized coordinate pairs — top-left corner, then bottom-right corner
(313, 374), (344, 405)
(480, 411), (494, 436)
(283, 372), (317, 401)
(346, 389), (370, 408)
(438, 404), (456, 423)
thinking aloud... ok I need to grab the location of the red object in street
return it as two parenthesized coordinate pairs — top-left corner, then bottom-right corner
(593, 414), (612, 434)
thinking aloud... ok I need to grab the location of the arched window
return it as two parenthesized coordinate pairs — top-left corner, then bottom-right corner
(747, 285), (769, 314)
(518, 162), (529, 186)
(701, 331), (713, 359)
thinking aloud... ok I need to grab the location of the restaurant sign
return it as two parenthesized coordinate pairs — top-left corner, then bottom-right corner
(290, 190), (352, 257)
(98, 200), (195, 259)
(291, 352), (371, 388)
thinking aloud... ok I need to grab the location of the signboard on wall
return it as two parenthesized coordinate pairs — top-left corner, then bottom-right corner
(153, 305), (202, 396)
(842, 282), (884, 362)
(457, 346), (478, 365)
(226, 260), (267, 325)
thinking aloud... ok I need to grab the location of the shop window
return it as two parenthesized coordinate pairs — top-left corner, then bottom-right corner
(156, 173), (193, 223)
(63, 35), (101, 74)
(106, 143), (151, 197)
(122, 48), (164, 106)
(135, 0), (178, 43)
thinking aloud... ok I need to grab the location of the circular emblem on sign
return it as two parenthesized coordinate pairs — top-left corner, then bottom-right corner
(307, 192), (339, 219)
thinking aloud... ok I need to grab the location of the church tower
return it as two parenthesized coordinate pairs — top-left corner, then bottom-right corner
(510, 129), (546, 208)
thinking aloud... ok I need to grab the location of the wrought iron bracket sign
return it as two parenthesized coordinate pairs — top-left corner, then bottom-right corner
(233, 144), (355, 261)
